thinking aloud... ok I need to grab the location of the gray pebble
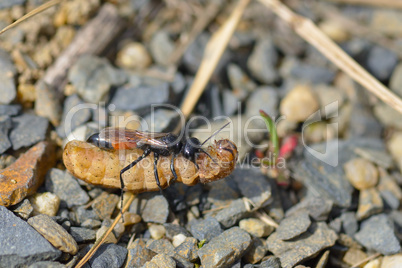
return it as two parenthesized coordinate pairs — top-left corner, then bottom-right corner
(87, 243), (127, 268)
(11, 198), (33, 220)
(207, 179), (240, 208)
(45, 168), (90, 208)
(56, 94), (92, 138)
(242, 237), (267, 264)
(222, 89), (240, 116)
(141, 109), (180, 132)
(366, 45), (398, 81)
(354, 214), (401, 255)
(267, 222), (337, 268)
(146, 239), (193, 268)
(0, 0), (25, 9)
(27, 261), (65, 268)
(126, 238), (155, 267)
(260, 256), (281, 268)
(73, 207), (100, 225)
(0, 104), (21, 116)
(149, 31), (175, 66)
(285, 197), (333, 221)
(174, 237), (198, 262)
(213, 198), (252, 229)
(380, 190), (400, 210)
(91, 193), (119, 220)
(348, 103), (382, 139)
(276, 211), (311, 240)
(246, 87), (279, 120)
(0, 206), (61, 267)
(0, 49), (16, 104)
(141, 194), (169, 224)
(247, 37), (279, 84)
(9, 114), (49, 150)
(198, 227), (251, 268)
(69, 227), (96, 243)
(227, 63), (256, 100)
(390, 62), (402, 98)
(143, 254), (176, 268)
(110, 83), (169, 111)
(68, 55), (126, 103)
(341, 212), (358, 237)
(163, 223), (191, 240)
(34, 81), (62, 126)
(189, 217), (222, 242)
(354, 147), (393, 169)
(0, 116), (12, 153)
(289, 62), (335, 84)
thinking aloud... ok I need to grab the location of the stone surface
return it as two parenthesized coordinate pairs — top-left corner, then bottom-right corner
(0, 116), (12, 154)
(0, 49), (16, 104)
(0, 142), (55, 207)
(366, 45), (398, 81)
(143, 254), (176, 268)
(276, 211), (311, 240)
(387, 132), (402, 171)
(0, 206), (61, 267)
(342, 248), (367, 267)
(27, 261), (65, 268)
(189, 217), (222, 242)
(28, 192), (60, 217)
(242, 237), (267, 264)
(34, 81), (62, 126)
(126, 238), (156, 268)
(390, 62), (402, 98)
(198, 227), (251, 268)
(267, 222), (337, 268)
(285, 197), (333, 221)
(239, 218), (274, 238)
(227, 63), (256, 101)
(69, 227), (96, 243)
(373, 104), (402, 130)
(149, 31), (175, 66)
(381, 254), (402, 268)
(148, 224), (166, 240)
(0, 104), (21, 117)
(354, 214), (401, 255)
(289, 62), (335, 84)
(212, 198), (252, 228)
(174, 237), (199, 262)
(354, 147), (393, 169)
(341, 212), (358, 237)
(356, 187), (383, 220)
(280, 84), (319, 123)
(116, 41), (152, 69)
(141, 194), (169, 224)
(28, 214), (78, 255)
(11, 198), (33, 220)
(91, 192), (119, 220)
(9, 114), (49, 150)
(87, 243), (127, 268)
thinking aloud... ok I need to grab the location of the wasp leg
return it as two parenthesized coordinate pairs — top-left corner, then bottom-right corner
(119, 147), (151, 217)
(170, 153), (178, 183)
(153, 152), (162, 191)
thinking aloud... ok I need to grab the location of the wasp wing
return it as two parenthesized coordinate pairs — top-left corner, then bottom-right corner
(99, 128), (170, 148)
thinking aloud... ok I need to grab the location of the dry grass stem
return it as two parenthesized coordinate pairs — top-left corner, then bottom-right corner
(259, 0), (402, 114)
(325, 0), (402, 9)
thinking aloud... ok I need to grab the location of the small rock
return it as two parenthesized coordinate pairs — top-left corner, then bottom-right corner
(213, 198), (252, 228)
(163, 223), (191, 240)
(27, 261), (65, 268)
(342, 248), (368, 267)
(276, 211), (311, 240)
(0, 116), (12, 154)
(147, 239), (175, 255)
(344, 158), (379, 190)
(381, 254), (402, 268)
(243, 237), (267, 264)
(354, 214), (401, 255)
(0, 154), (15, 169)
(373, 104), (402, 129)
(289, 62), (335, 84)
(207, 179), (240, 208)
(28, 214), (78, 255)
(260, 256), (281, 268)
(378, 169), (402, 209)
(116, 41), (152, 69)
(189, 217), (223, 242)
(0, 104), (21, 116)
(356, 187), (383, 220)
(174, 237), (199, 262)
(387, 132), (402, 171)
(390, 62), (402, 98)
(172, 234), (187, 248)
(149, 224), (166, 240)
(354, 147), (393, 169)
(313, 84), (345, 116)
(363, 258), (381, 268)
(0, 50), (16, 104)
(341, 212), (358, 237)
(74, 206), (100, 225)
(247, 37), (279, 84)
(34, 81), (62, 126)
(81, 219), (102, 229)
(149, 31), (175, 66)
(267, 222), (337, 268)
(285, 197), (333, 221)
(143, 254), (176, 268)
(280, 84), (319, 123)
(366, 45), (397, 81)
(87, 243), (127, 268)
(222, 89), (240, 116)
(96, 225), (117, 244)
(246, 87), (278, 121)
(110, 83), (169, 111)
(141, 194), (169, 224)
(239, 218), (274, 238)
(9, 114), (49, 150)
(28, 192), (60, 217)
(227, 64), (256, 100)
(69, 227), (96, 243)
(11, 198), (33, 220)
(0, 207), (61, 267)
(126, 238), (156, 267)
(140, 109), (180, 132)
(198, 227), (251, 268)
(68, 55), (126, 103)
(370, 9), (402, 36)
(0, 142), (55, 207)
(91, 192), (119, 220)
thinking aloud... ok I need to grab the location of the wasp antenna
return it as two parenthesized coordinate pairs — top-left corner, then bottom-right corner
(201, 149), (218, 165)
(201, 122), (231, 146)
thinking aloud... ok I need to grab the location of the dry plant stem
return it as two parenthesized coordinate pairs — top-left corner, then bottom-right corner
(325, 0), (402, 9)
(351, 252), (381, 267)
(255, 211), (279, 228)
(259, 0), (402, 115)
(0, 0), (62, 35)
(42, 3), (124, 93)
(75, 192), (135, 268)
(179, 0), (251, 120)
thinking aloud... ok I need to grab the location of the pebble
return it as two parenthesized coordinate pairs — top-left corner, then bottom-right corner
(140, 109), (180, 132)
(81, 219), (102, 229)
(87, 243), (127, 268)
(390, 62), (402, 98)
(143, 254), (176, 268)
(96, 225), (117, 244)
(289, 62), (336, 84)
(313, 84), (345, 116)
(243, 237), (267, 264)
(0, 116), (12, 153)
(344, 158), (379, 190)
(0, 142), (55, 207)
(340, 212), (358, 237)
(280, 84), (319, 123)
(213, 198), (252, 228)
(378, 170), (402, 209)
(174, 237), (198, 262)
(149, 224), (166, 240)
(363, 258), (381, 268)
(163, 223), (191, 240)
(56, 94), (92, 138)
(34, 81), (62, 126)
(146, 238), (175, 255)
(370, 9), (402, 36)
(387, 131), (402, 171)
(247, 37), (279, 84)
(189, 217), (222, 242)
(198, 227), (251, 267)
(366, 45), (398, 81)
(207, 179), (240, 208)
(354, 147), (393, 169)
(222, 89), (240, 116)
(0, 104), (21, 116)
(126, 238), (156, 268)
(27, 214), (78, 255)
(116, 41), (152, 69)
(28, 192), (60, 217)
(239, 218), (274, 238)
(0, 49), (16, 104)
(27, 261), (65, 268)
(74, 206), (100, 225)
(45, 168), (90, 208)
(267, 222), (337, 268)
(227, 63), (256, 100)
(141, 194), (169, 224)
(172, 233), (187, 248)
(348, 103), (383, 139)
(285, 197), (333, 221)
(149, 31), (175, 66)
(356, 187), (383, 220)
(373, 104), (402, 129)
(246, 86), (279, 125)
(355, 214), (401, 255)
(260, 256), (281, 268)
(69, 227), (96, 243)
(0, 206), (61, 267)
(342, 248), (367, 267)
(91, 192), (119, 220)
(110, 83), (170, 111)
(381, 254), (402, 268)
(11, 198), (33, 220)
(68, 55), (127, 103)
(9, 114), (49, 150)
(276, 211), (311, 240)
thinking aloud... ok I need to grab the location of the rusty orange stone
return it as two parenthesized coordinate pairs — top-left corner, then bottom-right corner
(0, 141), (55, 207)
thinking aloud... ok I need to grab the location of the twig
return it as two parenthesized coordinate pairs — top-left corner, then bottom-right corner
(0, 0), (62, 35)
(258, 0), (402, 115)
(75, 192), (135, 268)
(351, 252), (381, 267)
(255, 211), (279, 228)
(325, 0), (402, 9)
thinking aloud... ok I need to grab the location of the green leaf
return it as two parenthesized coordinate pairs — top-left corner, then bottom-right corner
(259, 109), (279, 165)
